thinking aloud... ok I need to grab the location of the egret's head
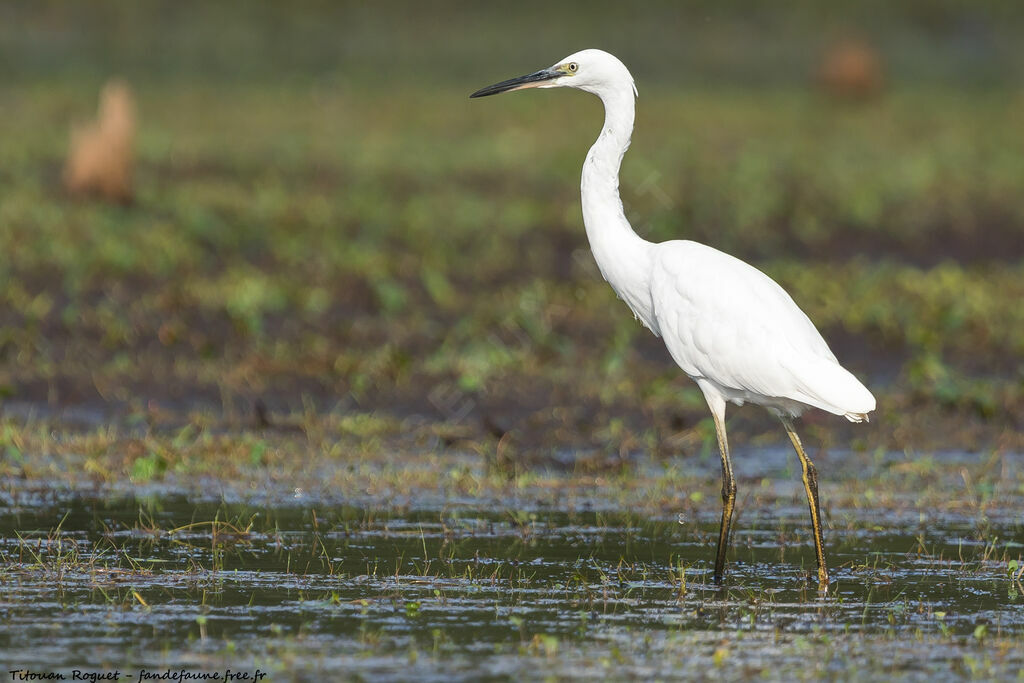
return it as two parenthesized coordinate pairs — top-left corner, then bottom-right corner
(470, 49), (636, 99)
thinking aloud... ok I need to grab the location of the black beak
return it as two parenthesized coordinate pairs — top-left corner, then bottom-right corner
(470, 68), (562, 98)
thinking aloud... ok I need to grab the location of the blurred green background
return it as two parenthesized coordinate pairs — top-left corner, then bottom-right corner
(1, 0), (1022, 458)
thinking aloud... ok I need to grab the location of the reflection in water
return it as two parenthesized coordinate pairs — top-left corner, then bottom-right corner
(0, 483), (1022, 678)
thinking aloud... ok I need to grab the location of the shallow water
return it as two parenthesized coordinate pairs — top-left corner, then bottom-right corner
(1, 463), (1023, 681)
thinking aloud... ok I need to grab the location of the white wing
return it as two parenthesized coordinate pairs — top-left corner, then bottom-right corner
(650, 240), (875, 417)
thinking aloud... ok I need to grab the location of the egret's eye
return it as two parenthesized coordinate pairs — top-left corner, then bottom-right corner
(568, 62), (578, 73)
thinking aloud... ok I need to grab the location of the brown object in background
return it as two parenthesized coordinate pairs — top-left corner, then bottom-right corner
(817, 38), (883, 100)
(63, 79), (137, 203)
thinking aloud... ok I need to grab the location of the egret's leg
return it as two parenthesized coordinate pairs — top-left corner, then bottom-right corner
(711, 410), (736, 584)
(780, 417), (829, 586)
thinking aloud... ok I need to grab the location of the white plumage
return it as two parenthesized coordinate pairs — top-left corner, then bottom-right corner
(471, 49), (875, 587)
(651, 241), (876, 421)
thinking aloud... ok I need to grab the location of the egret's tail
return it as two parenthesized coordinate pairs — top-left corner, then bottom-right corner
(788, 356), (876, 420)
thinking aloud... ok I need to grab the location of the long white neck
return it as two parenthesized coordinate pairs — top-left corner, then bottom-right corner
(581, 85), (657, 331)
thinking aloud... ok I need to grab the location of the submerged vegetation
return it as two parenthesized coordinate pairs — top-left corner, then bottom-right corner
(2, 446), (1024, 679)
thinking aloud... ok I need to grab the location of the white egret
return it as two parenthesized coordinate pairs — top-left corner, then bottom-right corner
(471, 49), (875, 586)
